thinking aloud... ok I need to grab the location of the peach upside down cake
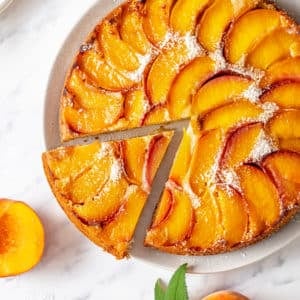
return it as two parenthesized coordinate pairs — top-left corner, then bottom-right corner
(43, 0), (300, 258)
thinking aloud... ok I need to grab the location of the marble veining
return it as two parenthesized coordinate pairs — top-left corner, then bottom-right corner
(1, 0), (300, 299)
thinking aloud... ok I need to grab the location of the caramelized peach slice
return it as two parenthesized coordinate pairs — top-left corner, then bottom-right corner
(237, 165), (281, 235)
(63, 102), (123, 135)
(267, 109), (300, 140)
(202, 290), (249, 300)
(142, 105), (170, 125)
(215, 187), (248, 246)
(168, 56), (215, 119)
(225, 9), (291, 64)
(192, 75), (253, 115)
(124, 89), (148, 127)
(143, 0), (173, 46)
(190, 129), (225, 197)
(102, 186), (148, 252)
(279, 138), (300, 153)
(221, 123), (264, 169)
(120, 3), (151, 55)
(247, 28), (300, 70)
(145, 188), (193, 246)
(78, 50), (135, 91)
(260, 82), (300, 109)
(170, 0), (211, 35)
(98, 19), (139, 71)
(73, 176), (129, 225)
(198, 0), (258, 51)
(260, 57), (300, 88)
(263, 151), (300, 207)
(199, 100), (263, 131)
(0, 199), (44, 277)
(44, 142), (100, 179)
(147, 41), (191, 105)
(145, 133), (173, 191)
(122, 137), (148, 186)
(169, 129), (192, 185)
(188, 191), (222, 249)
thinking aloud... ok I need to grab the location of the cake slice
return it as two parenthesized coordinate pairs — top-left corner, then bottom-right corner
(42, 131), (173, 259)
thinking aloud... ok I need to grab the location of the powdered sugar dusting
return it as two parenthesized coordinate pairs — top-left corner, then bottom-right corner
(96, 143), (111, 160)
(219, 168), (241, 193)
(110, 158), (122, 182)
(210, 47), (226, 71)
(183, 34), (204, 59)
(183, 181), (201, 209)
(258, 102), (279, 123)
(242, 83), (262, 103)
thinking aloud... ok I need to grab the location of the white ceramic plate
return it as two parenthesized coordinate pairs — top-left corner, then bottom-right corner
(0, 0), (13, 14)
(44, 0), (300, 274)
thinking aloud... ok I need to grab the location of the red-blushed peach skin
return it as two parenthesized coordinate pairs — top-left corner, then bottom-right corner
(201, 290), (249, 300)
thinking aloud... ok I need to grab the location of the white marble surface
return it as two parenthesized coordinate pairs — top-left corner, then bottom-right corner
(1, 0), (300, 299)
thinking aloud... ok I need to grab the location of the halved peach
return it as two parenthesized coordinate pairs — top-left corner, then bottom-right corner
(145, 188), (194, 246)
(78, 50), (135, 91)
(267, 109), (300, 140)
(263, 151), (300, 207)
(199, 100), (263, 131)
(188, 191), (222, 249)
(190, 129), (225, 197)
(225, 9), (291, 64)
(120, 3), (151, 55)
(124, 89), (148, 127)
(73, 176), (129, 225)
(122, 137), (148, 186)
(214, 187), (248, 246)
(247, 28), (300, 70)
(169, 129), (192, 185)
(98, 19), (139, 71)
(237, 164), (281, 236)
(260, 57), (300, 88)
(168, 56), (215, 119)
(201, 290), (249, 300)
(143, 0), (173, 46)
(102, 185), (148, 246)
(146, 41), (191, 105)
(198, 0), (258, 51)
(170, 0), (211, 35)
(192, 75), (253, 115)
(221, 123), (263, 169)
(142, 105), (170, 125)
(0, 199), (44, 277)
(279, 138), (300, 153)
(145, 133), (173, 191)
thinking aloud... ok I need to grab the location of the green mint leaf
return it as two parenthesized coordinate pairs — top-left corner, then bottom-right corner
(164, 264), (189, 300)
(155, 279), (165, 300)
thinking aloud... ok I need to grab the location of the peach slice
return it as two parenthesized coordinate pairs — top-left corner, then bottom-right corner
(169, 129), (192, 185)
(267, 109), (300, 140)
(221, 123), (264, 169)
(63, 102), (123, 135)
(190, 129), (225, 197)
(192, 75), (253, 115)
(66, 69), (124, 110)
(102, 186), (148, 251)
(78, 50), (135, 91)
(199, 100), (263, 131)
(122, 137), (148, 186)
(260, 57), (300, 88)
(237, 164), (281, 235)
(143, 0), (173, 46)
(73, 176), (129, 225)
(146, 41), (191, 105)
(145, 133), (173, 191)
(201, 290), (249, 300)
(145, 188), (193, 246)
(98, 19), (139, 71)
(142, 105), (170, 125)
(198, 0), (258, 52)
(120, 3), (151, 55)
(168, 56), (215, 119)
(247, 28), (300, 70)
(188, 191), (222, 249)
(225, 9), (291, 64)
(215, 187), (248, 246)
(124, 89), (148, 127)
(279, 138), (300, 153)
(0, 199), (44, 277)
(170, 0), (211, 35)
(263, 151), (300, 207)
